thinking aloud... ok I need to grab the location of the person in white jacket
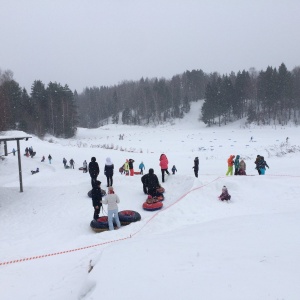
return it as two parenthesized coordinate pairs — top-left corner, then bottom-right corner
(102, 186), (121, 230)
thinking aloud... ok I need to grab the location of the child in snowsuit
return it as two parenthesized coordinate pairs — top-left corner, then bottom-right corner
(172, 165), (177, 175)
(226, 155), (235, 176)
(218, 186), (231, 201)
(139, 162), (145, 175)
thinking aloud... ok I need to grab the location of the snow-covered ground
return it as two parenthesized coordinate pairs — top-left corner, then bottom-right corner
(1, 101), (300, 300)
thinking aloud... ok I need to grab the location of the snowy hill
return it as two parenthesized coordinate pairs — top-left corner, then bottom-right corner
(1, 102), (300, 300)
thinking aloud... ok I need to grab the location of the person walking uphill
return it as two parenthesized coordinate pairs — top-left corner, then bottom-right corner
(104, 157), (114, 187)
(102, 186), (121, 231)
(89, 157), (100, 187)
(193, 157), (199, 178)
(92, 180), (102, 220)
(226, 155), (235, 176)
(159, 154), (170, 183)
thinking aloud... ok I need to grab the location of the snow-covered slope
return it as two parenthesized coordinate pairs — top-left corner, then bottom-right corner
(1, 101), (300, 300)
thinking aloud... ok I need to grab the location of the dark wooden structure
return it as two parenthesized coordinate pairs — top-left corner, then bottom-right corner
(0, 136), (32, 192)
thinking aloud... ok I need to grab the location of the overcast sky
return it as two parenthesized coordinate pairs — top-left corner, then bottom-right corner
(1, 0), (300, 92)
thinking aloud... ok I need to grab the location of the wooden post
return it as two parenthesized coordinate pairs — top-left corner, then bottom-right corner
(17, 140), (23, 192)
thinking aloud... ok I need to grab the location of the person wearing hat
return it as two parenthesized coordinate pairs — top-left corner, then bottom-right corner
(102, 186), (121, 231)
(193, 157), (199, 178)
(89, 157), (100, 187)
(218, 186), (231, 201)
(226, 155), (235, 176)
(92, 180), (102, 220)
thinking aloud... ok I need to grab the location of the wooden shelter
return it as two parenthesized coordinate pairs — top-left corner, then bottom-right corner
(0, 136), (32, 192)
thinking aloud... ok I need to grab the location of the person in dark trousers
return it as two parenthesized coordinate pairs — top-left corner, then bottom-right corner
(63, 158), (67, 168)
(159, 154), (170, 183)
(171, 165), (177, 175)
(12, 148), (16, 156)
(104, 157), (114, 187)
(193, 157), (199, 178)
(139, 162), (145, 175)
(92, 180), (102, 220)
(141, 168), (161, 196)
(234, 155), (240, 175)
(89, 157), (100, 187)
(69, 158), (75, 169)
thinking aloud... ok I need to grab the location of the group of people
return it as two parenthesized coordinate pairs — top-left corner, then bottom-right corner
(226, 155), (247, 176)
(62, 158), (75, 169)
(24, 146), (36, 158)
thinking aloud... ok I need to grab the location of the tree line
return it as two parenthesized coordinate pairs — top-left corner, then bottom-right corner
(1, 63), (300, 138)
(201, 63), (300, 126)
(0, 70), (77, 138)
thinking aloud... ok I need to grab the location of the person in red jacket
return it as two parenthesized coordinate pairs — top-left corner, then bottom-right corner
(226, 155), (235, 176)
(159, 153), (170, 182)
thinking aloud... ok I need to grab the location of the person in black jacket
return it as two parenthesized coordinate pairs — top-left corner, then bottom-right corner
(92, 180), (102, 220)
(128, 158), (135, 176)
(193, 157), (199, 178)
(141, 168), (161, 196)
(104, 157), (114, 187)
(89, 157), (100, 187)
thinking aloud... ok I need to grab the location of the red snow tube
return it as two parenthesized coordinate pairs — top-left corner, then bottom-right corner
(134, 171), (141, 175)
(142, 201), (163, 211)
(90, 216), (117, 233)
(118, 210), (141, 225)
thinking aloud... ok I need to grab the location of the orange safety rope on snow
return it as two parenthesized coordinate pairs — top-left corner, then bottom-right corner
(1, 174), (298, 266)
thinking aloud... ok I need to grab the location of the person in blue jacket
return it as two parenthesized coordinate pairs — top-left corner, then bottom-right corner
(139, 162), (145, 174)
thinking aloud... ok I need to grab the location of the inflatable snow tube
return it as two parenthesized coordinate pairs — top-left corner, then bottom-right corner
(156, 187), (165, 193)
(88, 189), (106, 198)
(90, 216), (117, 232)
(134, 171), (141, 175)
(142, 201), (163, 211)
(118, 210), (141, 225)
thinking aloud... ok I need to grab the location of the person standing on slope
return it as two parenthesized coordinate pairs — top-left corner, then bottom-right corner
(193, 157), (199, 178)
(226, 155), (235, 176)
(104, 157), (114, 187)
(234, 155), (240, 175)
(89, 157), (100, 187)
(159, 154), (170, 183)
